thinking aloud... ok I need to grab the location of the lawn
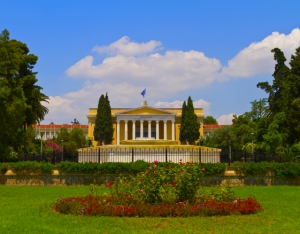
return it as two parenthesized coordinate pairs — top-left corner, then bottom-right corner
(0, 186), (299, 234)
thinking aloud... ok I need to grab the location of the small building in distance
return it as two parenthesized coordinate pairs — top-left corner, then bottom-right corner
(32, 124), (88, 140)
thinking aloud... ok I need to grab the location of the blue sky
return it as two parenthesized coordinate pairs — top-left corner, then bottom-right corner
(1, 1), (300, 124)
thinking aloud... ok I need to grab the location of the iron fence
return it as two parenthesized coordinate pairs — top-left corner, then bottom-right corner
(17, 152), (78, 164)
(78, 147), (221, 164)
(220, 150), (281, 163)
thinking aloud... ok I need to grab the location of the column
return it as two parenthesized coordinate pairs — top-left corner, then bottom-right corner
(164, 120), (167, 140)
(124, 120), (128, 140)
(156, 120), (159, 140)
(140, 120), (144, 139)
(148, 121), (151, 139)
(172, 120), (175, 141)
(117, 120), (120, 145)
(132, 120), (136, 140)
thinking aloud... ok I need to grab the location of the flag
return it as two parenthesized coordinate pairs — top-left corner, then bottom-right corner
(141, 88), (146, 98)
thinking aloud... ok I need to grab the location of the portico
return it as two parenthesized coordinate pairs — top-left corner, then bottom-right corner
(115, 106), (176, 145)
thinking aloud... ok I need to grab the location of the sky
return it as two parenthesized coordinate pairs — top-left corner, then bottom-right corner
(1, 1), (300, 124)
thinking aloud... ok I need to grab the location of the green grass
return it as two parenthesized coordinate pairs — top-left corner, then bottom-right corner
(0, 186), (299, 234)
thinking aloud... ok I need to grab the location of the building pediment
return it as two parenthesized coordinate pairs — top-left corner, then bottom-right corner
(116, 106), (176, 116)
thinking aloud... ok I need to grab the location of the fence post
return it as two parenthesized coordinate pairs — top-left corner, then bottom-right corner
(199, 147), (202, 163)
(98, 148), (100, 163)
(165, 148), (168, 162)
(132, 148), (134, 162)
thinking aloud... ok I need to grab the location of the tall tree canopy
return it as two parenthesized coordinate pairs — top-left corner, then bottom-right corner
(0, 29), (48, 159)
(257, 47), (300, 146)
(179, 96), (200, 144)
(94, 93), (114, 145)
(203, 116), (218, 124)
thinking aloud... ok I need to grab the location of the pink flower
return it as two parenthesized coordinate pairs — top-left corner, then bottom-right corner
(154, 170), (156, 173)
(201, 168), (206, 172)
(140, 189), (144, 193)
(153, 164), (157, 168)
(154, 160), (159, 163)
(149, 166), (152, 169)
(145, 171), (149, 175)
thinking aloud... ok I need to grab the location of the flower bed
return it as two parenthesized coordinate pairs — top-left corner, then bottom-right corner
(53, 160), (263, 217)
(54, 195), (262, 217)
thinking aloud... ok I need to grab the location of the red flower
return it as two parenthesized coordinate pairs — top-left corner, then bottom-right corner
(106, 182), (113, 187)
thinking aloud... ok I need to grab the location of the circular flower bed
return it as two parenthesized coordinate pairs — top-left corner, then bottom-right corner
(54, 160), (263, 217)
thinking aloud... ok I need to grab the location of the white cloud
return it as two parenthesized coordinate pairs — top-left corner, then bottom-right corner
(154, 99), (211, 115)
(66, 50), (222, 94)
(42, 83), (149, 123)
(217, 114), (236, 125)
(92, 36), (162, 56)
(222, 28), (300, 77)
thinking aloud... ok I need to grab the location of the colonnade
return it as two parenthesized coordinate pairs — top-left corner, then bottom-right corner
(116, 119), (175, 145)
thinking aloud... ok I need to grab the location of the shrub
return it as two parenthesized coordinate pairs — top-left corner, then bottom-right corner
(232, 162), (300, 178)
(10, 161), (53, 174)
(0, 163), (9, 174)
(55, 160), (227, 175)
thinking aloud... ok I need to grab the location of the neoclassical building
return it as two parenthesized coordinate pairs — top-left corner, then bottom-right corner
(87, 102), (204, 146)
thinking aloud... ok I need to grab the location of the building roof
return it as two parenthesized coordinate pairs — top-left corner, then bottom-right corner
(32, 124), (88, 129)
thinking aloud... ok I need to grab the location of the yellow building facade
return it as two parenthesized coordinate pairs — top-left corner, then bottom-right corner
(87, 102), (204, 146)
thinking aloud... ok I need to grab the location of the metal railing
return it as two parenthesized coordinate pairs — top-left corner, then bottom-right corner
(78, 147), (221, 164)
(17, 152), (78, 164)
(220, 150), (281, 163)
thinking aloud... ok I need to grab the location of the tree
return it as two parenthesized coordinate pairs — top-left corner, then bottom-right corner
(204, 125), (235, 150)
(203, 116), (218, 124)
(0, 29), (48, 160)
(179, 101), (187, 142)
(71, 118), (80, 124)
(179, 96), (200, 144)
(244, 98), (269, 121)
(257, 47), (300, 146)
(55, 127), (87, 155)
(94, 93), (114, 145)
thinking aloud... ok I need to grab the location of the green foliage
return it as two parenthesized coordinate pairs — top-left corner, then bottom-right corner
(179, 96), (200, 144)
(56, 160), (226, 175)
(55, 127), (86, 154)
(232, 162), (300, 178)
(0, 29), (48, 159)
(244, 98), (269, 121)
(113, 161), (205, 204)
(94, 93), (114, 145)
(257, 47), (300, 146)
(204, 125), (235, 150)
(0, 163), (9, 174)
(196, 186), (235, 202)
(9, 161), (53, 174)
(179, 101), (187, 142)
(203, 116), (218, 124)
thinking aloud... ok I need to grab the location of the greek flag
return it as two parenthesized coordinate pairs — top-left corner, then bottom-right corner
(141, 88), (146, 98)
